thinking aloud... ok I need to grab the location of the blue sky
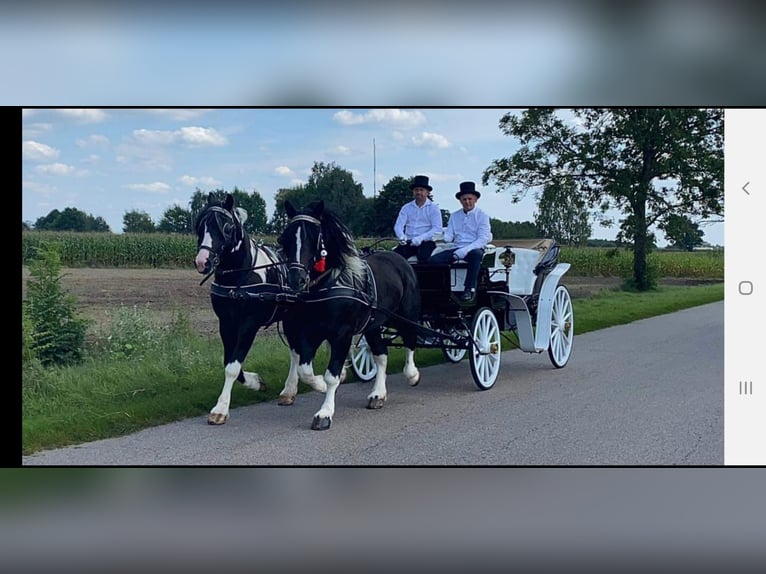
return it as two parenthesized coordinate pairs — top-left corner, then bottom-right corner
(21, 108), (724, 246)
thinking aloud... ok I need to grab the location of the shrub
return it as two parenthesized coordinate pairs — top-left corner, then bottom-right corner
(23, 241), (90, 366)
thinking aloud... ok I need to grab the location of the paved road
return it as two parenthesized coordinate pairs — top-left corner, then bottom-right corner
(23, 302), (723, 465)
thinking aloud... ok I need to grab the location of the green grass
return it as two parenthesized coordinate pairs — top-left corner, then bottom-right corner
(22, 282), (723, 456)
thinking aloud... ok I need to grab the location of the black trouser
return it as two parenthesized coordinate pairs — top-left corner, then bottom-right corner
(428, 248), (483, 291)
(394, 240), (437, 262)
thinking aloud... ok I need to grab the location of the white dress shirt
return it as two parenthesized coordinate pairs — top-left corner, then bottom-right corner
(394, 199), (443, 245)
(443, 206), (492, 255)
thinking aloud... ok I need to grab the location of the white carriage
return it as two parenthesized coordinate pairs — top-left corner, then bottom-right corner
(348, 238), (574, 390)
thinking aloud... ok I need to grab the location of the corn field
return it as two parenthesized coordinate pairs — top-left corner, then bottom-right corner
(22, 232), (723, 278)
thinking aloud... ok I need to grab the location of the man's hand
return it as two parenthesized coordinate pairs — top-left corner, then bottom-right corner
(454, 249), (467, 260)
(412, 238), (422, 247)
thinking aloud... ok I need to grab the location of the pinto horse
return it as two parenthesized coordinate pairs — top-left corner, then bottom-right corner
(193, 192), (326, 425)
(278, 199), (422, 430)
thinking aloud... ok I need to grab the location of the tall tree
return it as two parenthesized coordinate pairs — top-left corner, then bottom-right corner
(34, 207), (111, 232)
(190, 187), (269, 236)
(157, 205), (193, 234)
(123, 210), (156, 233)
(660, 214), (704, 251)
(306, 161), (367, 234)
(269, 162), (367, 235)
(368, 175), (416, 237)
(483, 108), (723, 290)
(534, 177), (591, 246)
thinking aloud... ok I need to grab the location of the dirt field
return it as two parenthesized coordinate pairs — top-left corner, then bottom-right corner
(21, 267), (714, 338)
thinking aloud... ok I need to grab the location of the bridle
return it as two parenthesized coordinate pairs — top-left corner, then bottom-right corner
(283, 214), (328, 287)
(196, 206), (242, 282)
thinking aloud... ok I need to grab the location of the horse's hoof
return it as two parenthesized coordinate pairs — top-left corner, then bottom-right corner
(311, 416), (331, 431)
(277, 395), (295, 406)
(207, 413), (228, 425)
(408, 373), (421, 387)
(367, 396), (385, 410)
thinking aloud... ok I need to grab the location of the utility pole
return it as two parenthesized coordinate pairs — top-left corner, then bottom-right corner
(373, 138), (377, 199)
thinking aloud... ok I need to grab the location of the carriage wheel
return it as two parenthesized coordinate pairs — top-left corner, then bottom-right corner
(349, 335), (377, 382)
(469, 307), (501, 390)
(442, 327), (468, 363)
(548, 285), (574, 368)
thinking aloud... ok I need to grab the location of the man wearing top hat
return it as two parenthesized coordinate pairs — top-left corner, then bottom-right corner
(393, 174), (444, 263)
(427, 181), (492, 303)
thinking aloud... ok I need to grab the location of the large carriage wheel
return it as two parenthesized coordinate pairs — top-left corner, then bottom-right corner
(469, 307), (501, 390)
(548, 285), (574, 368)
(349, 335), (377, 382)
(443, 326), (468, 363)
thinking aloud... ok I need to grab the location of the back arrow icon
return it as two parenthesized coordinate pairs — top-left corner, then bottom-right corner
(743, 182), (750, 195)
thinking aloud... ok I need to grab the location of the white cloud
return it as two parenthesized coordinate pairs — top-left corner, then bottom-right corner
(178, 126), (227, 146)
(130, 126), (227, 147)
(57, 109), (108, 123)
(125, 182), (172, 193)
(35, 162), (75, 175)
(275, 166), (293, 176)
(290, 178), (305, 186)
(333, 109), (426, 129)
(23, 122), (52, 138)
(76, 134), (110, 147)
(178, 175), (221, 188)
(23, 140), (59, 161)
(412, 131), (450, 148)
(330, 145), (352, 156)
(132, 129), (177, 145)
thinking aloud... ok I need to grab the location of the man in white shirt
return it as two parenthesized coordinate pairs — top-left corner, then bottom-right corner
(393, 174), (444, 262)
(428, 181), (492, 302)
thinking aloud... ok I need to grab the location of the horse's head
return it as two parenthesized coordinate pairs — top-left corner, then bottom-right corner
(279, 199), (363, 292)
(279, 200), (327, 292)
(193, 192), (247, 274)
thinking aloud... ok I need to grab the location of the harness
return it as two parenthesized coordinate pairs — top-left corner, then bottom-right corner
(285, 213), (379, 334)
(297, 260), (378, 334)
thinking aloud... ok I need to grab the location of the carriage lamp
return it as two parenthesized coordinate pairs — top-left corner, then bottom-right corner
(499, 246), (515, 268)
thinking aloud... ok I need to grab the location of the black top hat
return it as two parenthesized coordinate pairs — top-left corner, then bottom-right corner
(455, 181), (481, 199)
(410, 175), (433, 191)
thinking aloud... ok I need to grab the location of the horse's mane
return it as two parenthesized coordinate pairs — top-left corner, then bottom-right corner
(319, 208), (365, 288)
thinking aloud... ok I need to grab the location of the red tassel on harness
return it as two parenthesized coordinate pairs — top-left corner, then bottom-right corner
(313, 248), (327, 273)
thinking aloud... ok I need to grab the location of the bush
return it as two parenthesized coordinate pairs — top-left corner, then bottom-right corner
(23, 241), (90, 366)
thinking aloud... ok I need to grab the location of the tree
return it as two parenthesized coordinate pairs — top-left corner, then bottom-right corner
(33, 207), (111, 232)
(269, 162), (368, 235)
(490, 219), (540, 240)
(157, 205), (193, 234)
(660, 214), (704, 251)
(123, 210), (156, 233)
(23, 241), (89, 366)
(190, 187), (268, 236)
(534, 177), (591, 246)
(367, 175), (415, 236)
(483, 108), (723, 290)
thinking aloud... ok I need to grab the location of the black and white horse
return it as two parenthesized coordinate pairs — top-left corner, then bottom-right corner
(193, 192), (326, 424)
(278, 200), (422, 430)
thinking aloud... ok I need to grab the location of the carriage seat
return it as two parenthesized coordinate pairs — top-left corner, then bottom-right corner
(407, 242), (497, 294)
(489, 239), (555, 295)
(405, 242), (496, 265)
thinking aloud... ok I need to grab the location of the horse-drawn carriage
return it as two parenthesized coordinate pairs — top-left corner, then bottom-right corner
(194, 193), (573, 430)
(348, 238), (574, 390)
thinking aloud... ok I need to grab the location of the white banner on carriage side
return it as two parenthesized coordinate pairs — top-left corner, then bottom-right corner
(724, 108), (765, 466)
